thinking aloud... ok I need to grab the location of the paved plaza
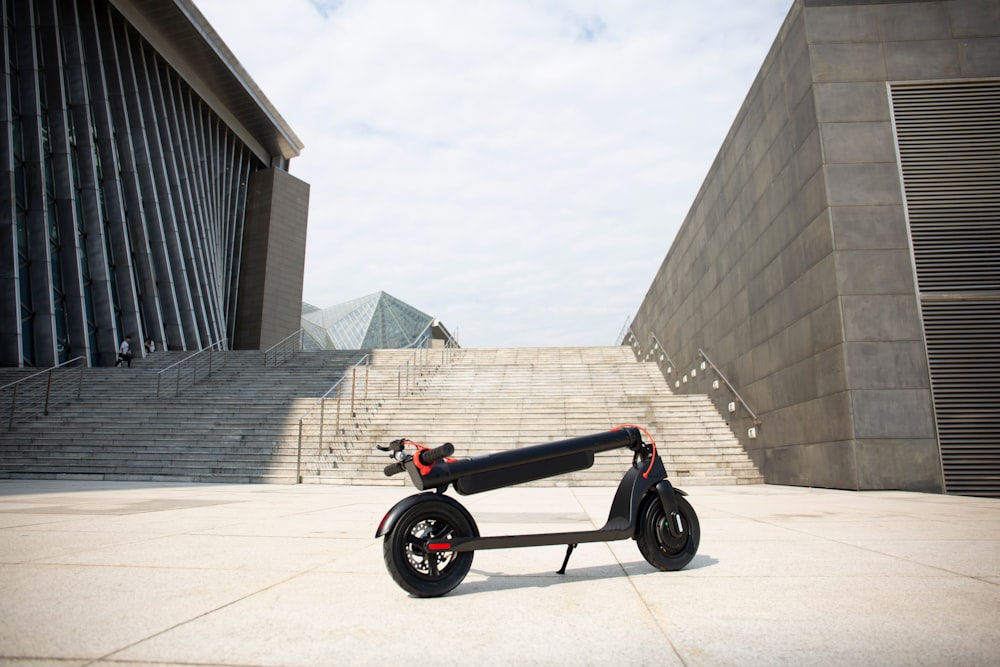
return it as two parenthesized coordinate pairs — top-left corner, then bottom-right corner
(1, 480), (998, 666)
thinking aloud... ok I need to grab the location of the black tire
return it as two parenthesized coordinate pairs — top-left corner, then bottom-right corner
(636, 493), (700, 571)
(383, 497), (476, 597)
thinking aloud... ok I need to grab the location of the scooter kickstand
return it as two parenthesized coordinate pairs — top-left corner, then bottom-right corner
(556, 543), (577, 575)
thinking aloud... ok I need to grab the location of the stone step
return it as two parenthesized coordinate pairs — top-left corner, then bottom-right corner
(0, 346), (763, 486)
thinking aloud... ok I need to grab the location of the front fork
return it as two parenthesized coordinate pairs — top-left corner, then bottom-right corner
(654, 479), (686, 539)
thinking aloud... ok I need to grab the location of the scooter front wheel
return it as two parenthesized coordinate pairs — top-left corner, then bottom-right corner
(636, 493), (700, 571)
(383, 497), (475, 597)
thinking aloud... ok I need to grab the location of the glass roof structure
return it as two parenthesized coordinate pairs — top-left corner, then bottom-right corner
(302, 292), (452, 350)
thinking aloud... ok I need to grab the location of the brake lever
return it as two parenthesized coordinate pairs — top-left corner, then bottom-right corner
(377, 438), (407, 453)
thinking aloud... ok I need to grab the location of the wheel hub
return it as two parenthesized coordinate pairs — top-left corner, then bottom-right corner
(656, 511), (687, 552)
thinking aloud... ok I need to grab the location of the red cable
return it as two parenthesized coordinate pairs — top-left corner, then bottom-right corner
(613, 424), (657, 478)
(403, 439), (455, 476)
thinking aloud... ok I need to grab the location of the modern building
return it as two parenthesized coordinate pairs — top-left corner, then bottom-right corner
(627, 0), (999, 496)
(302, 292), (456, 350)
(1, 0), (308, 368)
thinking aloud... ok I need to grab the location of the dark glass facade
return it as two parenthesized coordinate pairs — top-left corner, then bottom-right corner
(1, 0), (304, 367)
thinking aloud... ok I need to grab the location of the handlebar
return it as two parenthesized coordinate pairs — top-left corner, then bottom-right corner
(383, 460), (407, 477)
(381, 441), (455, 477)
(417, 442), (454, 466)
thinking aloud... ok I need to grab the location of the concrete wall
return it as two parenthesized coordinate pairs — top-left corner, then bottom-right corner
(234, 168), (310, 350)
(630, 0), (1000, 491)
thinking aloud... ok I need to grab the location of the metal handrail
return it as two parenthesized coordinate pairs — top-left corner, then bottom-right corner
(621, 326), (640, 357)
(438, 325), (460, 365)
(649, 333), (677, 372)
(3, 356), (87, 431)
(396, 345), (440, 397)
(400, 322), (434, 350)
(264, 329), (302, 367)
(155, 338), (227, 397)
(698, 348), (760, 425)
(624, 329), (758, 425)
(400, 320), (460, 351)
(395, 322), (462, 396)
(295, 354), (371, 482)
(398, 347), (417, 397)
(293, 340), (460, 483)
(621, 327), (678, 374)
(616, 315), (632, 345)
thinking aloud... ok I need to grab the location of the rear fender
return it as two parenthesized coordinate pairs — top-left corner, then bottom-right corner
(375, 492), (477, 538)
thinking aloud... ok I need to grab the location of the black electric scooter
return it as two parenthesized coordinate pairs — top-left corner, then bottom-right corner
(375, 426), (700, 597)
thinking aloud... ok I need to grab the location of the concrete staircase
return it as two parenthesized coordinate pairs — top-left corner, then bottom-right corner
(0, 350), (371, 483)
(0, 346), (764, 487)
(300, 346), (764, 487)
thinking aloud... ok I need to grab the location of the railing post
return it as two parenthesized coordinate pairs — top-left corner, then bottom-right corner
(319, 396), (326, 447)
(8, 383), (17, 431)
(351, 367), (357, 416)
(335, 385), (342, 435)
(77, 364), (84, 398)
(296, 421), (303, 484)
(43, 370), (53, 416)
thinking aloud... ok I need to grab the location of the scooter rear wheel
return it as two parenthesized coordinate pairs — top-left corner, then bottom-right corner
(636, 493), (700, 571)
(384, 497), (475, 597)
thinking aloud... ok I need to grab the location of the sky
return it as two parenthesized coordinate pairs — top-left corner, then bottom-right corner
(197, 0), (793, 348)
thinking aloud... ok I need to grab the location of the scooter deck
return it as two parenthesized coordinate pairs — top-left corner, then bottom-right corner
(429, 526), (634, 553)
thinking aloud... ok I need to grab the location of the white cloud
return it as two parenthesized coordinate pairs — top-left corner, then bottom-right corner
(197, 0), (793, 347)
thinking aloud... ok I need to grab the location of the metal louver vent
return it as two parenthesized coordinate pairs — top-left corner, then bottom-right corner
(890, 80), (1000, 498)
(921, 299), (1000, 496)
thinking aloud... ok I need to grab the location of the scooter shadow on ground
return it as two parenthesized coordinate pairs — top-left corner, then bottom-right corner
(453, 553), (719, 596)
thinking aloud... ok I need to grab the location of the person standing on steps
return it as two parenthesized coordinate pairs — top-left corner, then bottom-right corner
(115, 335), (133, 367)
